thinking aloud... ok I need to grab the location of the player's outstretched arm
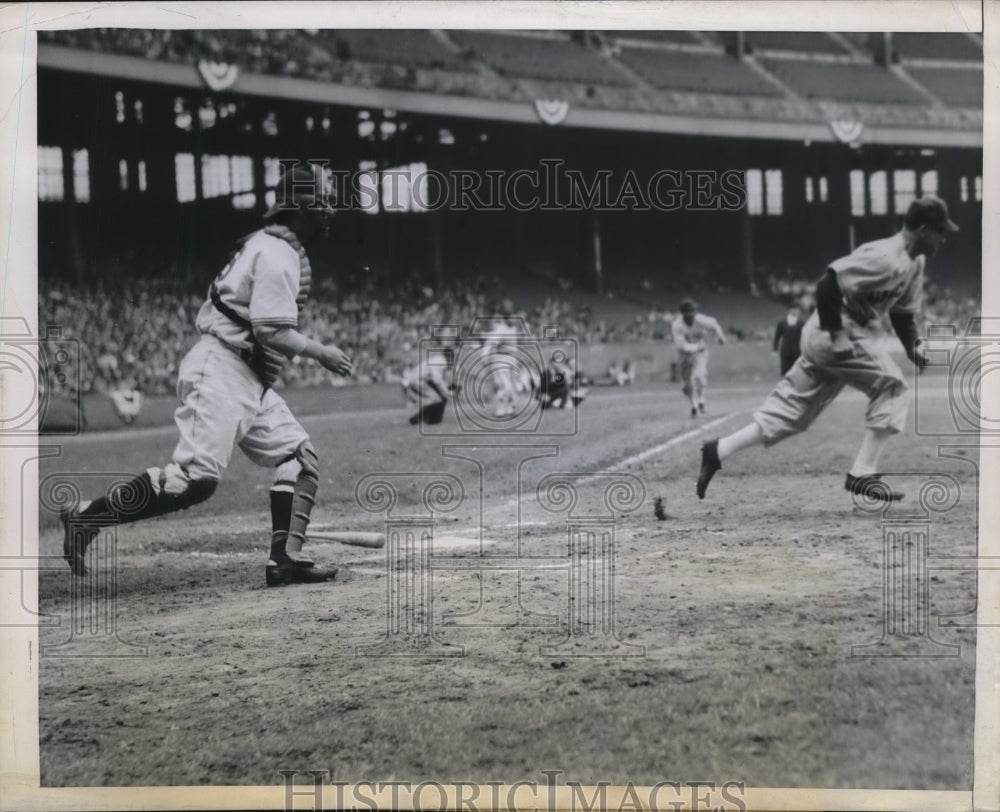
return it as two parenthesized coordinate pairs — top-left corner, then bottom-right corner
(709, 317), (727, 345)
(255, 325), (353, 377)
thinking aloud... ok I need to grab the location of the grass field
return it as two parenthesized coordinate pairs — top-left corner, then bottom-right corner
(36, 368), (978, 790)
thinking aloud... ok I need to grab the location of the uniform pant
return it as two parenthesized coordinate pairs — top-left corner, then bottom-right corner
(753, 316), (909, 447)
(679, 349), (709, 401)
(147, 335), (309, 497)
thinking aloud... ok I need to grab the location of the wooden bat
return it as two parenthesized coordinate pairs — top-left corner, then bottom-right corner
(308, 530), (386, 549)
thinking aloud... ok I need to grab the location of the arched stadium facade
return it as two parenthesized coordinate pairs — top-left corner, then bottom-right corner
(37, 30), (982, 298)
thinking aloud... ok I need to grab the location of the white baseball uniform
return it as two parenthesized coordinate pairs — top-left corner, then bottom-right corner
(672, 313), (725, 403)
(753, 232), (922, 444)
(147, 228), (311, 497)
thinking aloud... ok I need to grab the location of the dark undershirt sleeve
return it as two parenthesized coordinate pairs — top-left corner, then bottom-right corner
(889, 311), (919, 362)
(815, 268), (844, 334)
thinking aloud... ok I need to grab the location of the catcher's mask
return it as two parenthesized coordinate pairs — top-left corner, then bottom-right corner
(264, 162), (336, 224)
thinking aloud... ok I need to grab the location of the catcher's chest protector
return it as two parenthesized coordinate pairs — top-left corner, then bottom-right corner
(213, 224), (312, 388)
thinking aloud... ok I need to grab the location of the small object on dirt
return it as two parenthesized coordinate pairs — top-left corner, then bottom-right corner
(550, 661), (567, 670)
(653, 496), (667, 521)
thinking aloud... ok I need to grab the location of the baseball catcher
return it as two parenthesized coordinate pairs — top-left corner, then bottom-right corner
(61, 163), (353, 586)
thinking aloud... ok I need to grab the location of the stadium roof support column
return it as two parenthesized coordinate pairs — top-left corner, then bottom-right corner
(592, 213), (603, 296)
(741, 210), (754, 294)
(874, 32), (894, 67)
(430, 210), (444, 294)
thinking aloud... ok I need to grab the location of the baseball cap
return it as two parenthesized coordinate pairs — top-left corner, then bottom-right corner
(904, 195), (959, 234)
(679, 298), (698, 313)
(264, 162), (335, 219)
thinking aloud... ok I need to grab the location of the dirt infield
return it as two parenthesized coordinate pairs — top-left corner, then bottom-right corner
(37, 375), (977, 789)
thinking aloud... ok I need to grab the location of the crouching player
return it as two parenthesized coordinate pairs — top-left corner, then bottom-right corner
(401, 349), (452, 425)
(540, 356), (587, 410)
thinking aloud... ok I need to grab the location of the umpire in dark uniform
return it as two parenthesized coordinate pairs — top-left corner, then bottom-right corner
(773, 305), (804, 376)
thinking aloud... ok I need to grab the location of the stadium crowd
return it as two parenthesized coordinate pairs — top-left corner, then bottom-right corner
(39, 277), (683, 397)
(38, 269), (978, 399)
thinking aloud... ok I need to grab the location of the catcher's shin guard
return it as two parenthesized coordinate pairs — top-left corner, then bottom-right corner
(266, 444), (337, 587)
(285, 440), (319, 556)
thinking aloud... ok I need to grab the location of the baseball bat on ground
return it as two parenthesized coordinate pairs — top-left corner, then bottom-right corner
(307, 530), (386, 549)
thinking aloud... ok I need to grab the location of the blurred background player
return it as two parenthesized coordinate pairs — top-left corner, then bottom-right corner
(697, 195), (956, 503)
(108, 378), (143, 426)
(94, 343), (144, 426)
(401, 348), (451, 425)
(539, 354), (588, 410)
(772, 305), (805, 376)
(484, 316), (521, 417)
(61, 163), (354, 587)
(671, 299), (727, 418)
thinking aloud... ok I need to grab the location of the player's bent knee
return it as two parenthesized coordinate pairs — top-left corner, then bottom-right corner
(272, 459), (300, 491)
(294, 440), (319, 481)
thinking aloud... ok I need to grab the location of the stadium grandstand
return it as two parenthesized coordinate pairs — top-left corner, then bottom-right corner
(37, 28), (982, 397)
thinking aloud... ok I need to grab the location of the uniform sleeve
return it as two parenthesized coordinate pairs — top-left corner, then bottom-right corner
(248, 240), (301, 329)
(829, 242), (895, 294)
(704, 315), (726, 341)
(889, 256), (925, 315)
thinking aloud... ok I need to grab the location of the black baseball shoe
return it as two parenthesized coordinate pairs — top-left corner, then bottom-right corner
(698, 403), (706, 415)
(696, 439), (721, 500)
(690, 407), (698, 419)
(61, 509), (97, 577)
(266, 552), (338, 587)
(845, 474), (904, 502)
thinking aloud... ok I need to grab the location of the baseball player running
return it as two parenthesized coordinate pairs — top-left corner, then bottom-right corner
(61, 163), (353, 587)
(697, 195), (956, 503)
(672, 299), (727, 417)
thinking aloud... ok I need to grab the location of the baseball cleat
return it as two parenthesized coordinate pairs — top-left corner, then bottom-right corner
(696, 439), (721, 499)
(690, 407), (698, 419)
(845, 474), (904, 502)
(698, 403), (706, 415)
(61, 509), (95, 577)
(265, 554), (338, 587)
